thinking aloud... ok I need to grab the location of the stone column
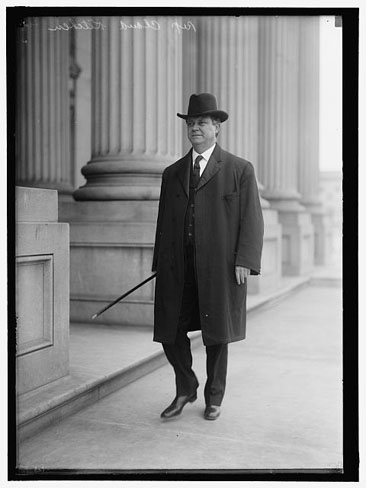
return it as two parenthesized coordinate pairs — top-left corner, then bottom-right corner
(192, 16), (282, 292)
(195, 16), (259, 165)
(181, 16), (199, 154)
(258, 16), (314, 276)
(16, 17), (72, 194)
(298, 17), (329, 265)
(73, 16), (183, 200)
(61, 16), (184, 325)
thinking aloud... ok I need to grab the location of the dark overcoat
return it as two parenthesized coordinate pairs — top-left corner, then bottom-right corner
(152, 144), (264, 346)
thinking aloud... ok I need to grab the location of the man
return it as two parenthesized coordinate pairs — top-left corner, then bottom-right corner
(152, 93), (264, 421)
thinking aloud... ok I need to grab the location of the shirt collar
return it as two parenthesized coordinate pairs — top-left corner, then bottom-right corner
(192, 143), (216, 163)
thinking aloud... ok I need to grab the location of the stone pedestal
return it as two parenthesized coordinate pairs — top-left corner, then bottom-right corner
(59, 200), (158, 326)
(280, 210), (314, 276)
(310, 210), (331, 265)
(16, 187), (70, 395)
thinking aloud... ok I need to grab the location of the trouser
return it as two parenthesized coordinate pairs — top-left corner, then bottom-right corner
(162, 245), (228, 407)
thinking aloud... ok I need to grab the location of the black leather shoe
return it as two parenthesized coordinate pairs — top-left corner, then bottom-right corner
(204, 405), (221, 420)
(160, 392), (197, 419)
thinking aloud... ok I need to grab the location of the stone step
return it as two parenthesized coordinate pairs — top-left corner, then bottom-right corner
(17, 325), (201, 442)
(17, 342), (166, 441)
(17, 274), (333, 441)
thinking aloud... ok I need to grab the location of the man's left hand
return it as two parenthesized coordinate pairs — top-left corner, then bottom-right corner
(235, 266), (250, 285)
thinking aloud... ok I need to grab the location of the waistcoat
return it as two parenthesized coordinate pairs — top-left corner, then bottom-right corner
(184, 160), (200, 245)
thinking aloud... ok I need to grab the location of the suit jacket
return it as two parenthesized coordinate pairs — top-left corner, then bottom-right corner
(152, 144), (264, 346)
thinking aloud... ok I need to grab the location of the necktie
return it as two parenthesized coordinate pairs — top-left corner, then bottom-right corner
(193, 155), (203, 187)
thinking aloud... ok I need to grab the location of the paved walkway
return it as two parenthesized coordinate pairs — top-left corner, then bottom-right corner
(18, 283), (342, 471)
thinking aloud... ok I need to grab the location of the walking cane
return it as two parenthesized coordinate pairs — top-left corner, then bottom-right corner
(91, 273), (157, 320)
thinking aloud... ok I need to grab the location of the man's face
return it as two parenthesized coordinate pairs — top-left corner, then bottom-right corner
(186, 116), (220, 152)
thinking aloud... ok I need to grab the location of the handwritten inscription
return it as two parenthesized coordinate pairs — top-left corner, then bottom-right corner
(120, 19), (196, 33)
(48, 18), (196, 34)
(48, 19), (106, 31)
(120, 19), (160, 31)
(171, 20), (196, 34)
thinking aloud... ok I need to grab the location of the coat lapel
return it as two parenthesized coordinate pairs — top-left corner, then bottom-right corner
(196, 144), (222, 191)
(176, 150), (192, 197)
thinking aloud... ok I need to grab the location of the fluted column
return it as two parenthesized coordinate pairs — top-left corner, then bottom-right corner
(195, 16), (259, 167)
(16, 17), (72, 193)
(181, 16), (198, 154)
(195, 15), (272, 213)
(258, 16), (314, 275)
(258, 16), (303, 210)
(298, 17), (328, 264)
(298, 17), (321, 208)
(74, 16), (183, 200)
(62, 16), (184, 325)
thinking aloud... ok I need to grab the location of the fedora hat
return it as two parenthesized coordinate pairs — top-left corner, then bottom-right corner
(177, 93), (228, 122)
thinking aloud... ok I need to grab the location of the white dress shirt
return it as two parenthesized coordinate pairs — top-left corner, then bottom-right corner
(192, 143), (216, 177)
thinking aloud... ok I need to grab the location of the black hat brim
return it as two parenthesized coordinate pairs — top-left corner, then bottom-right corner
(177, 110), (228, 122)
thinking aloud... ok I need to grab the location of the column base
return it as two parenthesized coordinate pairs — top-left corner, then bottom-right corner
(73, 157), (171, 201)
(59, 200), (159, 326)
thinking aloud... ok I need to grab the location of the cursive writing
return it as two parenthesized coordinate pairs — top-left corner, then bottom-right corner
(120, 19), (160, 31)
(47, 18), (196, 34)
(171, 20), (196, 34)
(48, 19), (106, 31)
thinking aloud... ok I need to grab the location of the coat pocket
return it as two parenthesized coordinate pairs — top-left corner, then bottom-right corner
(222, 191), (239, 201)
